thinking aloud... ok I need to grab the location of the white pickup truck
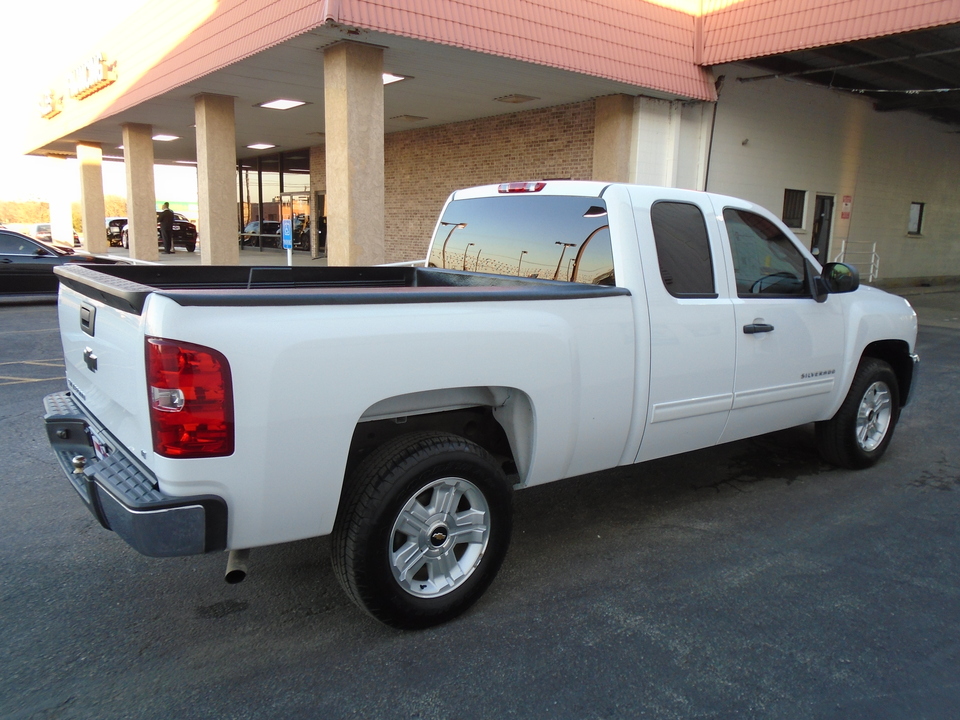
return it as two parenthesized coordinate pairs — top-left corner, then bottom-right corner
(44, 181), (918, 628)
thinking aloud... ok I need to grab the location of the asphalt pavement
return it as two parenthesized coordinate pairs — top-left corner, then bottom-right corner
(1, 286), (959, 719)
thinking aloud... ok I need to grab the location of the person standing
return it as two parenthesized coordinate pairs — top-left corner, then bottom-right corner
(158, 202), (175, 254)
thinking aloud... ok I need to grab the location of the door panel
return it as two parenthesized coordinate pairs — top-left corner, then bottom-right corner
(715, 203), (845, 443)
(630, 190), (737, 462)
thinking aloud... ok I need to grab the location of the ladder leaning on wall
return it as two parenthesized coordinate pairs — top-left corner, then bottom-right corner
(833, 240), (879, 283)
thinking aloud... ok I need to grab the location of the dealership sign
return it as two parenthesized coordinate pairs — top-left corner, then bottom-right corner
(40, 53), (117, 118)
(68, 53), (117, 99)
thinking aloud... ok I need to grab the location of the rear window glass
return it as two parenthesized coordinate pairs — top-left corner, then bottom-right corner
(428, 195), (615, 285)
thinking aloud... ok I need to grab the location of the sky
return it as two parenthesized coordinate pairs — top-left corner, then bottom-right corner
(3, 0), (197, 204)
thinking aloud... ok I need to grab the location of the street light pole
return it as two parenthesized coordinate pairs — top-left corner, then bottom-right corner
(553, 242), (577, 280)
(517, 249), (528, 276)
(463, 242), (475, 271)
(439, 222), (466, 268)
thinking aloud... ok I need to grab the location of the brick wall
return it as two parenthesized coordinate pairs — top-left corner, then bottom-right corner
(311, 100), (595, 262)
(384, 101), (595, 262)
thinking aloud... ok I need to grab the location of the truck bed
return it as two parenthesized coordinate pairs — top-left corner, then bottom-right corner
(54, 264), (628, 314)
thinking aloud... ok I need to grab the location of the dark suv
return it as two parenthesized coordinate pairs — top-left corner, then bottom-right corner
(120, 213), (198, 253)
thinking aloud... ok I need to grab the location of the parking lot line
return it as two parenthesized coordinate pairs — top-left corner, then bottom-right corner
(0, 359), (65, 386)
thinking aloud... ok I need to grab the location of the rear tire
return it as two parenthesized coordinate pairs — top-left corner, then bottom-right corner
(332, 432), (513, 629)
(185, 242), (196, 253)
(816, 358), (900, 469)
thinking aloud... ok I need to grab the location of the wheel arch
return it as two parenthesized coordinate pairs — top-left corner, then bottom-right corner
(345, 386), (534, 490)
(861, 339), (916, 407)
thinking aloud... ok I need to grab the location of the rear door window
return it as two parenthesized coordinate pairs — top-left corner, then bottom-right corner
(650, 201), (716, 297)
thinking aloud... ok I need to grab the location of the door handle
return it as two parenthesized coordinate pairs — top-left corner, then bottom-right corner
(743, 323), (774, 334)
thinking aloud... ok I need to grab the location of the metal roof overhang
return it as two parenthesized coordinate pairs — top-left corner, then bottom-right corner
(31, 26), (700, 166)
(732, 23), (960, 128)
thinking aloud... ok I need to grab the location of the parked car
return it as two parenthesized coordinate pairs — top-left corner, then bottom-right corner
(23, 223), (80, 249)
(105, 217), (127, 247)
(0, 229), (119, 295)
(121, 212), (198, 253)
(239, 220), (282, 248)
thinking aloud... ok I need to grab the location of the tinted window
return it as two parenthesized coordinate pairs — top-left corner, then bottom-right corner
(0, 232), (38, 255)
(650, 202), (715, 297)
(428, 195), (615, 285)
(723, 208), (807, 297)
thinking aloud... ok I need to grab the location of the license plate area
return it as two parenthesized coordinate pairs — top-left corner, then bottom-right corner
(88, 428), (111, 461)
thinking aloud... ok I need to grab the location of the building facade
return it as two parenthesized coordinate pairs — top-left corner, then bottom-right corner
(26, 0), (960, 283)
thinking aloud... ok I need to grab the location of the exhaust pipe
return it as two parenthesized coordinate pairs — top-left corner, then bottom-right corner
(224, 549), (250, 584)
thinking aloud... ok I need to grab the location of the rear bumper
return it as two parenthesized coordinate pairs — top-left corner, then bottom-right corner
(43, 391), (227, 557)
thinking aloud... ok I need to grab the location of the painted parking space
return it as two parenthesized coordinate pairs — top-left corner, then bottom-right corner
(0, 359), (65, 386)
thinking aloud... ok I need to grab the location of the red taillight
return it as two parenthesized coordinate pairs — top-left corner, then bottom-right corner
(498, 181), (546, 193)
(146, 337), (234, 458)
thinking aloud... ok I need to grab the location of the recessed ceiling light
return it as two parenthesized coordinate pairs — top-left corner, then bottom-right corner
(246, 143), (276, 150)
(258, 99), (307, 110)
(493, 94), (540, 104)
(383, 73), (409, 85)
(153, 134), (180, 141)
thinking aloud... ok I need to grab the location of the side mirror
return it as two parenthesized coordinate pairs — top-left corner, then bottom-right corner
(821, 262), (860, 294)
(33, 247), (54, 257)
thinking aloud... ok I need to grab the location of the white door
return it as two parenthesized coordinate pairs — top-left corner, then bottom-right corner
(715, 202), (846, 444)
(631, 190), (738, 462)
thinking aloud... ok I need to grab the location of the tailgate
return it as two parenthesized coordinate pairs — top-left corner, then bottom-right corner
(57, 280), (152, 464)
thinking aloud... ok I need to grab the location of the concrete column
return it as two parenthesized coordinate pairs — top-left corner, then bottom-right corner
(633, 97), (683, 187)
(122, 123), (159, 262)
(324, 42), (384, 266)
(77, 142), (108, 253)
(195, 93), (239, 265)
(48, 157), (75, 249)
(593, 94), (635, 183)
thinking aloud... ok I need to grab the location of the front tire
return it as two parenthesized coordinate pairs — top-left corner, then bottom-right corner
(332, 432), (513, 629)
(817, 358), (900, 469)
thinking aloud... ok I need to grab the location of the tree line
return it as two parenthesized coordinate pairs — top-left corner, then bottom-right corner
(0, 196), (128, 232)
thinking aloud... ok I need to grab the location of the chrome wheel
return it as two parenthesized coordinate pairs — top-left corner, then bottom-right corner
(389, 476), (490, 598)
(856, 381), (893, 452)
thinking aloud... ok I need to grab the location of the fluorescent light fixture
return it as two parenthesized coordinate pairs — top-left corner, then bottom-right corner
(246, 143), (276, 150)
(175, 160), (198, 165)
(383, 73), (408, 85)
(103, 155), (124, 160)
(390, 115), (428, 123)
(152, 134), (179, 141)
(258, 99), (307, 110)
